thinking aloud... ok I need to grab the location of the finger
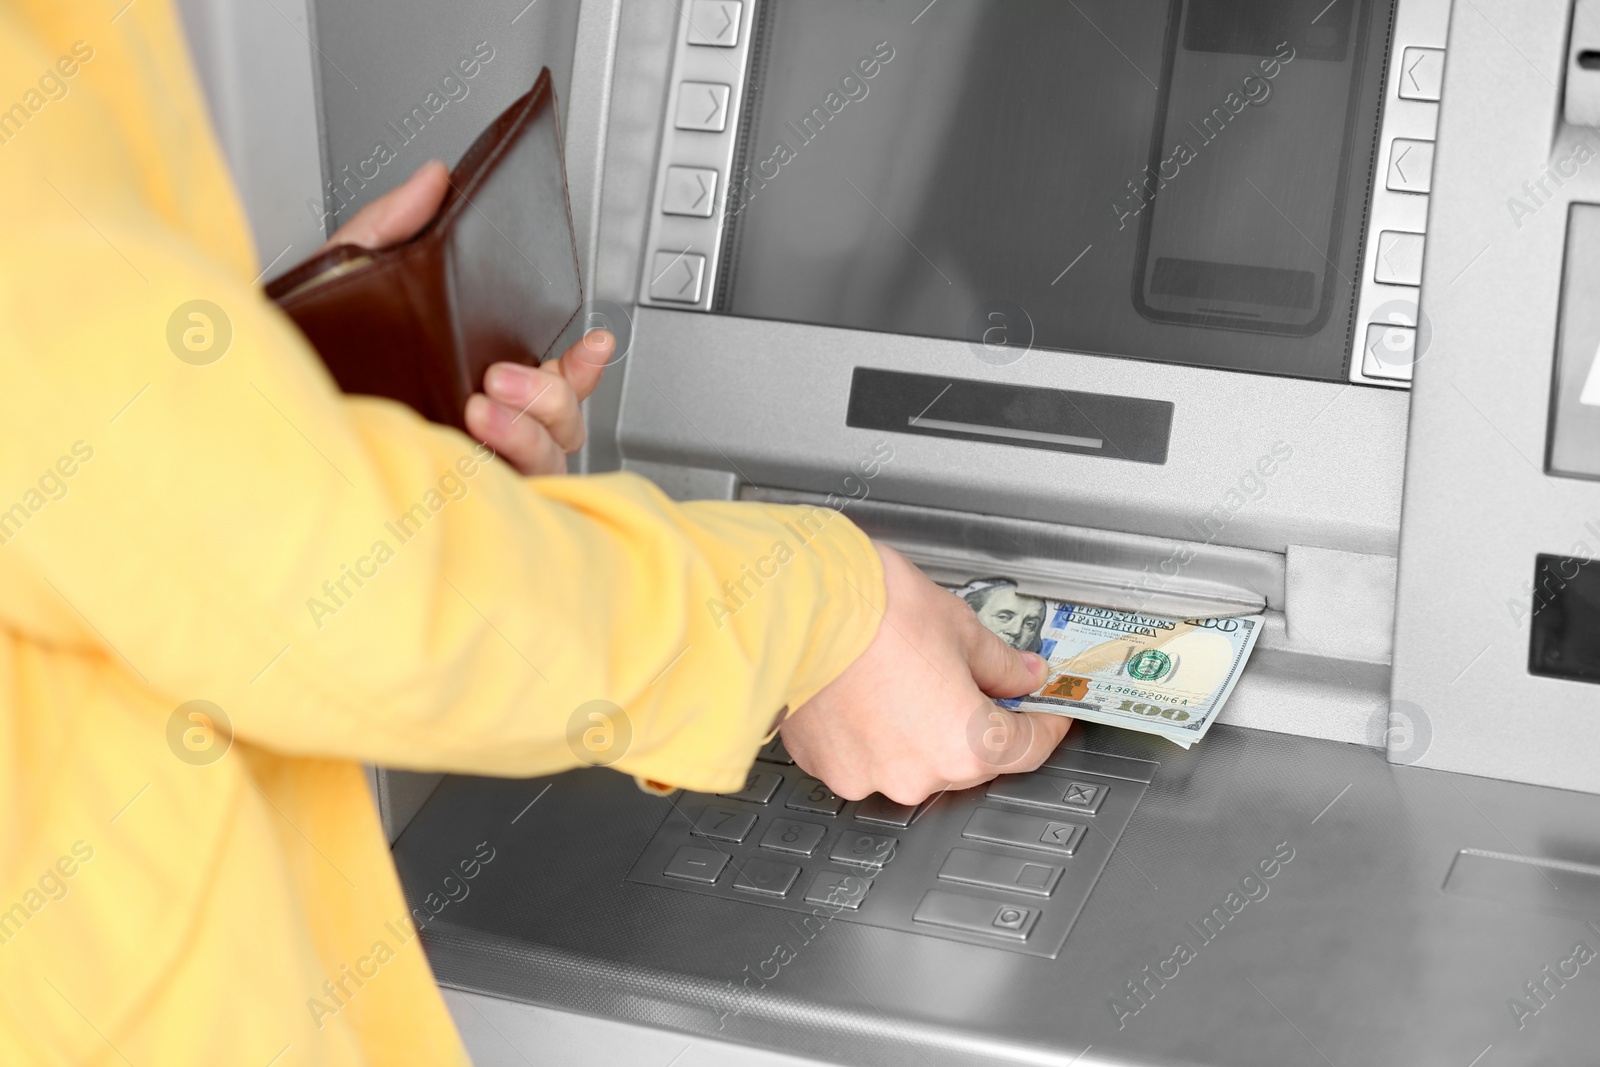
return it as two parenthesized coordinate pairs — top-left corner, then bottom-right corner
(962, 617), (1049, 698)
(482, 363), (585, 453)
(554, 330), (613, 401)
(1008, 712), (1073, 772)
(464, 394), (566, 476)
(323, 160), (450, 251)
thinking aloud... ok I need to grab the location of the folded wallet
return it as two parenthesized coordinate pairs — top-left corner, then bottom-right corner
(266, 68), (583, 431)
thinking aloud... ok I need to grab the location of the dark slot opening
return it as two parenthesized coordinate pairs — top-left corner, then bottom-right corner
(1151, 258), (1316, 310)
(1580, 50), (1600, 70)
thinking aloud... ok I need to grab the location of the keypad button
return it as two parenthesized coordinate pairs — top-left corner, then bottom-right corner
(719, 768), (783, 805)
(1397, 47), (1445, 102)
(686, 0), (741, 47)
(1386, 138), (1435, 194)
(675, 81), (732, 132)
(913, 889), (1039, 941)
(691, 805), (757, 843)
(759, 818), (826, 856)
(937, 848), (1062, 898)
(829, 830), (897, 868)
(786, 777), (844, 816)
(1373, 230), (1425, 287)
(664, 845), (728, 884)
(1364, 321), (1417, 379)
(962, 807), (1084, 856)
(804, 870), (869, 910)
(733, 857), (801, 897)
(648, 250), (705, 303)
(986, 775), (1108, 815)
(662, 166), (719, 218)
(758, 736), (795, 765)
(855, 794), (917, 827)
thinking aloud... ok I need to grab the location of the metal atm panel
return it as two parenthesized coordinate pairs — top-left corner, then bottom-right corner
(193, 0), (1600, 1061)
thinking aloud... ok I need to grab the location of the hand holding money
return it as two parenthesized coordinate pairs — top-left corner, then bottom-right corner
(954, 579), (1264, 748)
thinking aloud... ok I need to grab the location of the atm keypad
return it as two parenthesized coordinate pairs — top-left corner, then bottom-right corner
(628, 749), (1154, 959)
(691, 805), (757, 843)
(786, 778), (845, 816)
(760, 818), (826, 856)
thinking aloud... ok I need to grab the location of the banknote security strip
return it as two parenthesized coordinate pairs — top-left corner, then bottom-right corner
(625, 738), (1155, 958)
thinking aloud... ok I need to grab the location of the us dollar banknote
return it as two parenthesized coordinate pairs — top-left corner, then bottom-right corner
(950, 579), (1263, 748)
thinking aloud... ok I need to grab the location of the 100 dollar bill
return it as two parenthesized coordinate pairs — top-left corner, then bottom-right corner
(951, 580), (1263, 749)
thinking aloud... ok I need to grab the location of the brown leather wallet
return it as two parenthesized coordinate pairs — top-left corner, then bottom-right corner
(266, 69), (583, 431)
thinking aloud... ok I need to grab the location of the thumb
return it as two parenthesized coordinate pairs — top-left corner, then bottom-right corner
(963, 620), (1048, 699)
(324, 160), (450, 251)
(556, 329), (612, 400)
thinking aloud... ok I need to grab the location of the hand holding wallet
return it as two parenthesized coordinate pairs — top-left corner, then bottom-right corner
(266, 68), (583, 432)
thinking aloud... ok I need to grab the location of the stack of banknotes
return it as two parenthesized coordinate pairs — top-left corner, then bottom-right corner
(951, 579), (1263, 749)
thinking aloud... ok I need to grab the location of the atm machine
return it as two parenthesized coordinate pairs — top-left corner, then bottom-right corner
(194, 0), (1600, 1062)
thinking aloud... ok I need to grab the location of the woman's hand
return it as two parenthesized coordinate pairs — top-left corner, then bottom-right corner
(780, 545), (1072, 805)
(320, 160), (613, 476)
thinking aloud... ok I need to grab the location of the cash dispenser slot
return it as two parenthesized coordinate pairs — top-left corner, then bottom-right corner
(739, 488), (1278, 620)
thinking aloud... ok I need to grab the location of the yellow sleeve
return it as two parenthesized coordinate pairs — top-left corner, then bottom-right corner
(0, 5), (885, 797)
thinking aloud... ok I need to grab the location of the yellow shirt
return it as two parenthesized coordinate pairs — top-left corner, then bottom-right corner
(0, 1), (884, 1062)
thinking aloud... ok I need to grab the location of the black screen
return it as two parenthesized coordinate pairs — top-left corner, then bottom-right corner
(717, 0), (1392, 381)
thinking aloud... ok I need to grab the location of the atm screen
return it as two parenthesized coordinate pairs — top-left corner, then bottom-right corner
(714, 0), (1392, 382)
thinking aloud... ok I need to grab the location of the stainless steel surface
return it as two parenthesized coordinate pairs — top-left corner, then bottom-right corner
(1391, 0), (1600, 794)
(743, 488), (1280, 619)
(443, 988), (844, 1066)
(396, 724), (1600, 1066)
(625, 309), (1409, 557)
